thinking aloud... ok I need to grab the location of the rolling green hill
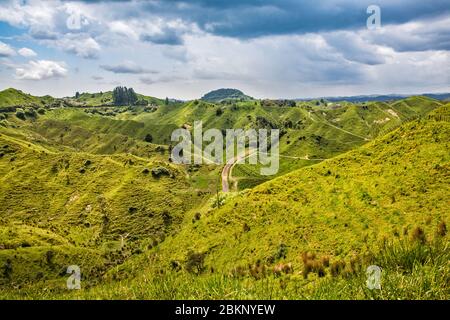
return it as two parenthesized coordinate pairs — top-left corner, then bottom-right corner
(201, 88), (253, 102)
(0, 88), (447, 299)
(0, 88), (55, 108)
(66, 111), (449, 299)
(70, 91), (165, 107)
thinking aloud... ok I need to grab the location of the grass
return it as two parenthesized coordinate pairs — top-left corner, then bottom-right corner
(0, 88), (448, 299)
(0, 88), (54, 109)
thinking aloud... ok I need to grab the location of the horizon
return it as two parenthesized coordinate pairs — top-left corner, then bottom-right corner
(1, 86), (449, 101)
(0, 0), (449, 99)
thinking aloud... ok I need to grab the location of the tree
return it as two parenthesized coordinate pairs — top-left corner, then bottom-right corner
(15, 108), (25, 120)
(144, 133), (153, 143)
(127, 88), (138, 105)
(75, 92), (80, 99)
(165, 97), (169, 105)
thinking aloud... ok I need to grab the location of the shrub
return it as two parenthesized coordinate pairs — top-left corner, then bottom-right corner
(170, 260), (181, 271)
(15, 108), (25, 120)
(37, 108), (46, 115)
(2, 259), (12, 279)
(275, 243), (288, 260)
(436, 221), (447, 237)
(185, 251), (206, 274)
(411, 226), (426, 244)
(45, 250), (55, 265)
(330, 260), (346, 277)
(151, 166), (171, 178)
(144, 133), (153, 143)
(24, 107), (37, 118)
(321, 256), (330, 268)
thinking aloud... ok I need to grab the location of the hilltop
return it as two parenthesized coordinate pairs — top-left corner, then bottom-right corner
(201, 88), (253, 102)
(72, 89), (164, 107)
(0, 88), (55, 108)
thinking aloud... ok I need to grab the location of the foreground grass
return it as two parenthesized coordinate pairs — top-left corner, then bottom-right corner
(0, 238), (447, 299)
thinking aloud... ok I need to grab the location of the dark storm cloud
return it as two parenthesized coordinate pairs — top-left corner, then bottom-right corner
(73, 0), (450, 38)
(134, 0), (450, 38)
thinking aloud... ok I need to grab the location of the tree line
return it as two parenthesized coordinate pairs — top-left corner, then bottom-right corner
(112, 86), (138, 106)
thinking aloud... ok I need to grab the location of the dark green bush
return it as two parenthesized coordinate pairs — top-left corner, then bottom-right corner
(186, 251), (206, 274)
(15, 108), (25, 120)
(24, 107), (37, 118)
(151, 166), (171, 178)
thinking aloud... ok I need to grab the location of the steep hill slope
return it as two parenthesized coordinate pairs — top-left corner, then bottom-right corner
(70, 113), (448, 299)
(0, 127), (210, 287)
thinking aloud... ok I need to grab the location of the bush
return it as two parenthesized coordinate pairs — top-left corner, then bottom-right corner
(15, 108), (25, 120)
(144, 133), (153, 143)
(436, 221), (447, 237)
(37, 108), (46, 115)
(2, 259), (12, 279)
(151, 166), (171, 178)
(411, 226), (426, 244)
(186, 251), (206, 274)
(24, 107), (37, 118)
(45, 250), (55, 265)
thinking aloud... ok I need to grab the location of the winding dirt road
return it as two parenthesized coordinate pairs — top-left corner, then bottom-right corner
(221, 149), (255, 192)
(221, 149), (327, 192)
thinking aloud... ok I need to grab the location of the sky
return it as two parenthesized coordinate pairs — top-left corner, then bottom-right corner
(0, 0), (449, 99)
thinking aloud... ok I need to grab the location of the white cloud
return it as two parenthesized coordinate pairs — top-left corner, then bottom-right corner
(363, 15), (450, 52)
(55, 34), (101, 59)
(100, 61), (158, 74)
(18, 47), (37, 57)
(0, 41), (15, 57)
(15, 60), (68, 80)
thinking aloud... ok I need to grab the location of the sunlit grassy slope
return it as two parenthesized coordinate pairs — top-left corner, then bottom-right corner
(1, 108), (446, 299)
(0, 123), (212, 288)
(0, 89), (447, 299)
(70, 91), (165, 107)
(81, 112), (448, 299)
(0, 88), (54, 108)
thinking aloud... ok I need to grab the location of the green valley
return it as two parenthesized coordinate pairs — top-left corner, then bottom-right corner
(0, 87), (448, 300)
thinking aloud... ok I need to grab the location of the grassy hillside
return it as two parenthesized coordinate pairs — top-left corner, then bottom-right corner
(201, 88), (253, 102)
(0, 88), (55, 108)
(0, 124), (213, 289)
(78, 113), (448, 299)
(0, 91), (447, 299)
(1, 108), (447, 299)
(70, 91), (164, 107)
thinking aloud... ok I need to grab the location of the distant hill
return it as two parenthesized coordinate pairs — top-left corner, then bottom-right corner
(0, 88), (54, 108)
(297, 93), (450, 103)
(201, 88), (253, 102)
(72, 89), (164, 107)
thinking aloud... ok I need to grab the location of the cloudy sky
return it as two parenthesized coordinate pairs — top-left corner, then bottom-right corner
(0, 0), (449, 99)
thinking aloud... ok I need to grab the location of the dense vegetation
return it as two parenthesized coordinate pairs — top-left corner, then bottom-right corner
(201, 88), (253, 102)
(0, 87), (448, 299)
